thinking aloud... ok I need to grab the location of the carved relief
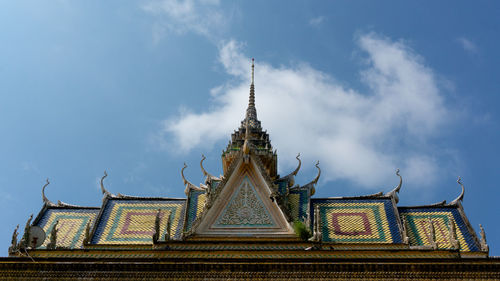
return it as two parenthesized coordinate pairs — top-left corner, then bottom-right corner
(216, 178), (273, 227)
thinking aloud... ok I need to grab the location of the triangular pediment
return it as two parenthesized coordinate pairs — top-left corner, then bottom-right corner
(194, 155), (294, 237)
(214, 176), (276, 228)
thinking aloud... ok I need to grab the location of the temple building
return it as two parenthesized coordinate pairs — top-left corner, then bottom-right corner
(1, 60), (499, 280)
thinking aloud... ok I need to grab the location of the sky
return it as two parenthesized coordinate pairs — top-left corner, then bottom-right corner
(0, 0), (499, 256)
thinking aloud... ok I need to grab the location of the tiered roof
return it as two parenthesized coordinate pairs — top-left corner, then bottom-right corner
(8, 60), (489, 260)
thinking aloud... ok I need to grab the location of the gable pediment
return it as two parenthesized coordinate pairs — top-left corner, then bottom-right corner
(194, 155), (294, 237)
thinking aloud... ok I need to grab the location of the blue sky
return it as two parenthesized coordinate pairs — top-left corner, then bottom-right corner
(1, 1), (499, 256)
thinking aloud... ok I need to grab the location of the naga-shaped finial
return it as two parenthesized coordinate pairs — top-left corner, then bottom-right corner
(385, 169), (403, 203)
(200, 154), (219, 182)
(182, 163), (204, 196)
(312, 161), (321, 184)
(450, 176), (465, 205)
(303, 161), (321, 196)
(42, 178), (56, 207)
(292, 153), (302, 176)
(280, 153), (302, 187)
(100, 170), (113, 197)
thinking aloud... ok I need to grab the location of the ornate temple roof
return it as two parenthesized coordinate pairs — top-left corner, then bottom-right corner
(7, 60), (490, 261)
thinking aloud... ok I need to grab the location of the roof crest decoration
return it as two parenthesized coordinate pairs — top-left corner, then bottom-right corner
(278, 153), (302, 187)
(41, 178), (78, 207)
(450, 176), (465, 205)
(302, 161), (321, 195)
(200, 154), (220, 182)
(291, 153), (302, 176)
(181, 163), (206, 196)
(100, 171), (114, 198)
(385, 169), (403, 203)
(42, 178), (56, 207)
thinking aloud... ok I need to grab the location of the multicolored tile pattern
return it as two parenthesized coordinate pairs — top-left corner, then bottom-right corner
(399, 207), (480, 252)
(289, 189), (308, 222)
(91, 199), (186, 244)
(311, 199), (402, 243)
(34, 208), (99, 249)
(185, 190), (207, 231)
(276, 179), (288, 196)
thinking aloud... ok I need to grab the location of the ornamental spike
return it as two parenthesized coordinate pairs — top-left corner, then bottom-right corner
(311, 161), (321, 185)
(181, 163), (204, 196)
(385, 169), (403, 203)
(42, 178), (56, 207)
(291, 153), (302, 176)
(479, 224), (489, 252)
(450, 176), (465, 205)
(100, 170), (114, 197)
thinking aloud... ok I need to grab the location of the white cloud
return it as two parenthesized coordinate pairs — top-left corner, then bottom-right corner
(159, 33), (451, 189)
(142, 0), (228, 42)
(309, 16), (325, 27)
(457, 37), (478, 54)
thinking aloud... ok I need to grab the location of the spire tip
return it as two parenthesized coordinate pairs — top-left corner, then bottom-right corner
(251, 58), (255, 85)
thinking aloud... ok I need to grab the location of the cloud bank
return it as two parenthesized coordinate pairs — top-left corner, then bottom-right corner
(160, 33), (451, 189)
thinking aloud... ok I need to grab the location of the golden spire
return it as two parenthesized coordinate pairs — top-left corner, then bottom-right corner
(245, 58), (258, 128)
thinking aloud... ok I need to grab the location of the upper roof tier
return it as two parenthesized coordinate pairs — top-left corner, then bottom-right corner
(222, 59), (277, 178)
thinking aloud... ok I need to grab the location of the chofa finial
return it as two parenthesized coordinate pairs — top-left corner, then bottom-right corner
(42, 178), (56, 207)
(303, 161), (321, 196)
(181, 163), (204, 196)
(312, 161), (321, 185)
(200, 155), (208, 177)
(385, 169), (403, 203)
(292, 153), (302, 176)
(100, 170), (113, 197)
(200, 154), (220, 182)
(450, 176), (465, 205)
